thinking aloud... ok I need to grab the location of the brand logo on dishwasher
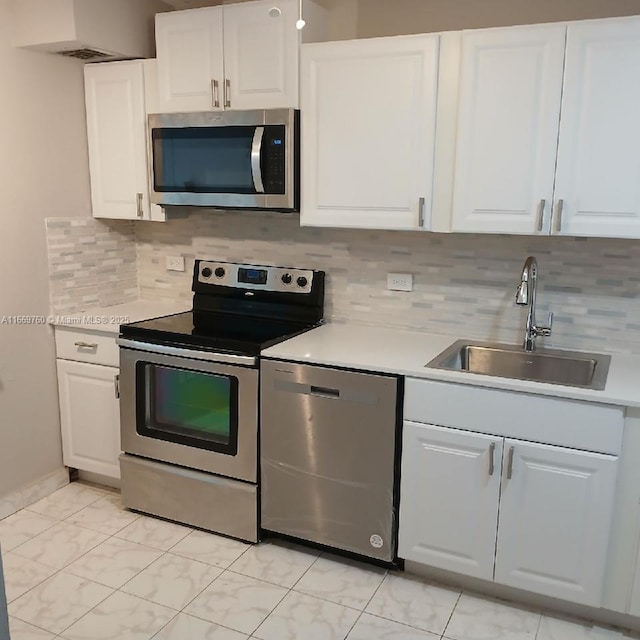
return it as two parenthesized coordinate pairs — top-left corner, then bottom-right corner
(369, 534), (384, 549)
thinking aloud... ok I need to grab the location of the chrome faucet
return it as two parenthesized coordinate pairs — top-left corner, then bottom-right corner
(515, 256), (553, 352)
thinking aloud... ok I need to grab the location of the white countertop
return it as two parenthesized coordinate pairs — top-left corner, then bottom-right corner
(50, 300), (190, 335)
(262, 323), (640, 408)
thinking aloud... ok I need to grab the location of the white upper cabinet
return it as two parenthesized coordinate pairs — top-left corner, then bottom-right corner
(84, 60), (161, 221)
(451, 24), (566, 234)
(301, 35), (440, 230)
(223, 0), (299, 110)
(554, 17), (640, 237)
(399, 422), (502, 581)
(155, 0), (303, 114)
(451, 16), (640, 238)
(495, 439), (618, 606)
(155, 7), (224, 113)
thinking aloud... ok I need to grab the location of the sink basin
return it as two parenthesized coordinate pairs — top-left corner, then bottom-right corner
(426, 340), (611, 390)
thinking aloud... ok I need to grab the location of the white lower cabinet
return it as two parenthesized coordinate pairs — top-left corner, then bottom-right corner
(399, 423), (502, 580)
(55, 327), (121, 481)
(400, 420), (619, 606)
(57, 359), (121, 480)
(495, 438), (618, 605)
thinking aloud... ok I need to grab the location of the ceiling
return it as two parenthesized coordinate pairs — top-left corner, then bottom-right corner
(164, 0), (339, 9)
(164, 0), (224, 8)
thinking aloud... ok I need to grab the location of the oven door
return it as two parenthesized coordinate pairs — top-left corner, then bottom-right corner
(119, 346), (258, 483)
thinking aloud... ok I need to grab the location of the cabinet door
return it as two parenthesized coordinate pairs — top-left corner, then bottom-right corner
(155, 7), (224, 113)
(495, 439), (618, 606)
(553, 17), (640, 238)
(57, 360), (121, 480)
(301, 35), (439, 230)
(399, 422), (503, 580)
(223, 0), (299, 109)
(451, 24), (566, 234)
(84, 61), (151, 220)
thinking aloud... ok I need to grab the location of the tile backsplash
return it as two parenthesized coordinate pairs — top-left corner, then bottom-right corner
(46, 211), (640, 356)
(46, 217), (138, 314)
(135, 210), (640, 356)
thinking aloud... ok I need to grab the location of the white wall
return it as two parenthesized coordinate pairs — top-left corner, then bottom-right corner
(0, 0), (91, 501)
(357, 0), (640, 38)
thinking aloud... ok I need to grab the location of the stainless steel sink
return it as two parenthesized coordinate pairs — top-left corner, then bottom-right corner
(426, 340), (611, 390)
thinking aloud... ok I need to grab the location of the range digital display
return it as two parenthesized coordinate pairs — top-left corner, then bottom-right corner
(238, 267), (268, 285)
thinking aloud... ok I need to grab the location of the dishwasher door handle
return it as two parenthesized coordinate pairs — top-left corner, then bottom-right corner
(310, 385), (340, 399)
(274, 378), (376, 404)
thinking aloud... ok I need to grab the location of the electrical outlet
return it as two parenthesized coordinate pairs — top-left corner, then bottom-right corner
(165, 255), (185, 272)
(387, 273), (413, 292)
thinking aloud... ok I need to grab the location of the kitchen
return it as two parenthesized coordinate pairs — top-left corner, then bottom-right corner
(3, 0), (640, 638)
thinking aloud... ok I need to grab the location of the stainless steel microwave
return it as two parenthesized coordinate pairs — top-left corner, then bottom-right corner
(148, 109), (299, 211)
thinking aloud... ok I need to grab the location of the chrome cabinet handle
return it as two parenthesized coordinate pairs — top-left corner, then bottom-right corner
(74, 341), (98, 349)
(211, 79), (220, 108)
(536, 199), (546, 233)
(114, 374), (120, 399)
(488, 442), (496, 477)
(136, 192), (143, 218)
(506, 446), (515, 480)
(553, 199), (564, 234)
(418, 197), (426, 228)
(224, 79), (231, 108)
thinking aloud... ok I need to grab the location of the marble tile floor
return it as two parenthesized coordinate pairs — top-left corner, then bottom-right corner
(2, 481), (639, 640)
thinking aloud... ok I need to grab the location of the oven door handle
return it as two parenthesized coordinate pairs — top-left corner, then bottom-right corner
(251, 126), (265, 194)
(116, 338), (257, 367)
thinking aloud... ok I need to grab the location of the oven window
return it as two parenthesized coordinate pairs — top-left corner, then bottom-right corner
(137, 363), (239, 455)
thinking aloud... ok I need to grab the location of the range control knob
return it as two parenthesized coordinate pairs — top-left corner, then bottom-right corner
(296, 276), (308, 288)
(201, 267), (212, 278)
(281, 273), (293, 285)
(214, 267), (226, 278)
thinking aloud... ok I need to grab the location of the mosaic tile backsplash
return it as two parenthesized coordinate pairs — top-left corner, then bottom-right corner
(46, 211), (640, 356)
(134, 210), (640, 356)
(46, 217), (138, 314)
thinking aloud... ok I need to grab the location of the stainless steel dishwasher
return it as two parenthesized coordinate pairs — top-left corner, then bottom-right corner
(260, 360), (401, 563)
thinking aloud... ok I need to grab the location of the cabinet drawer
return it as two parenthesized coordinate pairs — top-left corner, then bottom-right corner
(404, 378), (623, 455)
(55, 327), (119, 367)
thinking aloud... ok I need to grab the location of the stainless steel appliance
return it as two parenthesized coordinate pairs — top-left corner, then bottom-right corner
(118, 260), (324, 542)
(261, 361), (401, 563)
(148, 109), (299, 211)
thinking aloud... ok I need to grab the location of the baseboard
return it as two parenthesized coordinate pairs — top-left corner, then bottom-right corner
(405, 561), (640, 633)
(0, 468), (69, 520)
(77, 470), (120, 490)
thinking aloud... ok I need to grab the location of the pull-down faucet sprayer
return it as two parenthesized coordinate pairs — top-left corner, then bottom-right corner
(515, 256), (553, 352)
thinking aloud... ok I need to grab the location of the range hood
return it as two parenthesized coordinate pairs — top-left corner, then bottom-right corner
(12, 0), (171, 61)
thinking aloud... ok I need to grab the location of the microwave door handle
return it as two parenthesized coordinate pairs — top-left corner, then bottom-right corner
(251, 126), (265, 194)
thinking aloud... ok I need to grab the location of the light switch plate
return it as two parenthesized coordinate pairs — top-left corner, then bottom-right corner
(165, 256), (185, 272)
(387, 273), (413, 292)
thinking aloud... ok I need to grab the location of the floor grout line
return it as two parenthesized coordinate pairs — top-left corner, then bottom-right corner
(440, 589), (463, 638)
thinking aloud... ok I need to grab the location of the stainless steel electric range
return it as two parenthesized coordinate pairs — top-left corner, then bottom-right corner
(117, 260), (325, 542)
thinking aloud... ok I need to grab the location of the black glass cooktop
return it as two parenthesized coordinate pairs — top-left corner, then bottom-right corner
(120, 311), (313, 356)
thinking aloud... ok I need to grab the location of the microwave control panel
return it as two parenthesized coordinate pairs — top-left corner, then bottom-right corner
(263, 126), (286, 195)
